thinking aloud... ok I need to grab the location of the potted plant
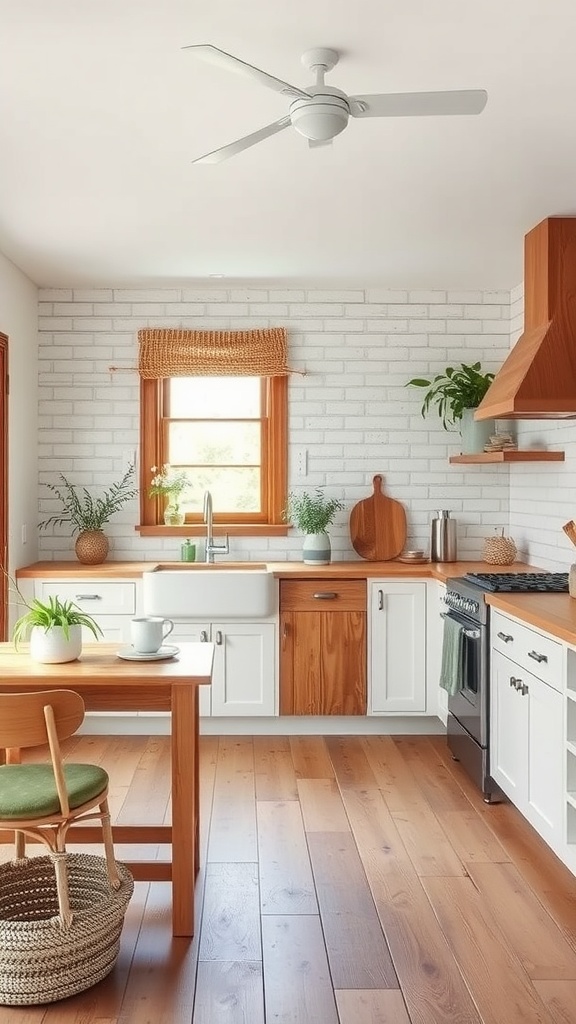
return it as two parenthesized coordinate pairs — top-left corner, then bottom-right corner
(148, 464), (191, 526)
(405, 361), (496, 453)
(12, 591), (103, 663)
(39, 463), (137, 564)
(283, 488), (345, 565)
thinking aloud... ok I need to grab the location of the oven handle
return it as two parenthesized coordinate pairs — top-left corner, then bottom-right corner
(440, 612), (481, 640)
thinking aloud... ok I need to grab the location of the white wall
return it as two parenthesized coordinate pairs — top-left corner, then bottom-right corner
(0, 252), (38, 573)
(508, 283), (576, 571)
(36, 286), (511, 563)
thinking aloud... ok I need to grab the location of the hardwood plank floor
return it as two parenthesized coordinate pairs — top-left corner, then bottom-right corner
(5, 734), (576, 1022)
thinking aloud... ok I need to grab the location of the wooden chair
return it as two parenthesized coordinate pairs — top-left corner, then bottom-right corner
(0, 689), (120, 925)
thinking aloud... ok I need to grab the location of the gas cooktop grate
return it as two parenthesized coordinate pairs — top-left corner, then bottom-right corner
(463, 572), (569, 593)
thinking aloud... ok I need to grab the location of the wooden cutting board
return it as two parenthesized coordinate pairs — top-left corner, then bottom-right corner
(349, 475), (407, 561)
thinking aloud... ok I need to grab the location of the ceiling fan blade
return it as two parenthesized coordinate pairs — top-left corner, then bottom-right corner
(183, 44), (310, 100)
(192, 116), (291, 164)
(349, 89), (488, 118)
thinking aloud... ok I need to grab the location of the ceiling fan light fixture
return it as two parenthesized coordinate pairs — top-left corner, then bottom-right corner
(289, 96), (349, 141)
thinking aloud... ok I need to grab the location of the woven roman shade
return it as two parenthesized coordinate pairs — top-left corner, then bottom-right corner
(138, 327), (291, 378)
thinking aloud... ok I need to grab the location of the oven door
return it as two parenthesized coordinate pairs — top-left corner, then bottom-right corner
(443, 608), (487, 746)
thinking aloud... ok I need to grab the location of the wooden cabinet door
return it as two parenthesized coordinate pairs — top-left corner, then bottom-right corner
(279, 578), (366, 715)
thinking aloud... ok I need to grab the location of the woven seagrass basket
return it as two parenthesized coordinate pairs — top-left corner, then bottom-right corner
(0, 853), (133, 1006)
(483, 534), (517, 565)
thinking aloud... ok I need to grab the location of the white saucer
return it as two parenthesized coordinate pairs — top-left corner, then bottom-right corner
(116, 645), (180, 662)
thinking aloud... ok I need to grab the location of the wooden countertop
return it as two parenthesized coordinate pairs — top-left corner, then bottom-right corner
(486, 592), (576, 646)
(15, 558), (539, 584)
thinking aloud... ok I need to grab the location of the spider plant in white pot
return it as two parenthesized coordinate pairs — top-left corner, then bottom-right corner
(12, 593), (103, 664)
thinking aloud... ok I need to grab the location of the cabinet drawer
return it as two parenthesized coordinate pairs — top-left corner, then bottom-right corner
(491, 609), (563, 691)
(36, 581), (136, 616)
(280, 579), (366, 612)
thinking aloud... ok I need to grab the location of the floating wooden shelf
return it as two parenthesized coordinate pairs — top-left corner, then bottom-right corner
(449, 451), (565, 464)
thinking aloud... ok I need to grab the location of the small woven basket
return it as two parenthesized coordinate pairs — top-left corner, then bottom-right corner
(0, 854), (133, 1006)
(483, 534), (517, 565)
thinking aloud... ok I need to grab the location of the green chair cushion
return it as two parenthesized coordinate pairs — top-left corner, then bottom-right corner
(0, 763), (109, 820)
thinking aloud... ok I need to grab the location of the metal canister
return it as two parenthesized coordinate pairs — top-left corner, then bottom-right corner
(430, 510), (458, 562)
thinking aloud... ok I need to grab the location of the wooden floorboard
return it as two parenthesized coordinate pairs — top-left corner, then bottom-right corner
(6, 734), (576, 1023)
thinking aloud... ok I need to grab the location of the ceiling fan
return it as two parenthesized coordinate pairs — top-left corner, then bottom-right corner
(184, 45), (488, 164)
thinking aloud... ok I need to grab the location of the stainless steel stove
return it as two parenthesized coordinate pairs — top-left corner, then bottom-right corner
(444, 570), (568, 800)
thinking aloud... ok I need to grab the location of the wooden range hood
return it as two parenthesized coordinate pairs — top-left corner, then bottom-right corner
(475, 216), (576, 420)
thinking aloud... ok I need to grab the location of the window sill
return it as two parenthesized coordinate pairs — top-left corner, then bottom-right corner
(136, 524), (290, 538)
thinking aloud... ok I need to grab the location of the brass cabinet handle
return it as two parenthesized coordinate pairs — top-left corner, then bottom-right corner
(313, 592), (337, 600)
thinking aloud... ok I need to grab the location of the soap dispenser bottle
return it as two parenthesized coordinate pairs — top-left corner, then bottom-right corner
(180, 539), (196, 562)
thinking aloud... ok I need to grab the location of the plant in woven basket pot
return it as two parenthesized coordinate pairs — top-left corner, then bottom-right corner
(12, 592), (103, 663)
(39, 463), (138, 564)
(283, 488), (345, 565)
(406, 361), (496, 454)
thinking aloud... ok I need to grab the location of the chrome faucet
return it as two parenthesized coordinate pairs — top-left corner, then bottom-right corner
(203, 490), (229, 563)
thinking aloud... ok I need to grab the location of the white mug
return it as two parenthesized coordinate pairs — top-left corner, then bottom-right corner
(130, 616), (174, 653)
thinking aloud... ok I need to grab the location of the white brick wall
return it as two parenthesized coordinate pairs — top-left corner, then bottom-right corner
(508, 283), (576, 572)
(37, 287), (511, 563)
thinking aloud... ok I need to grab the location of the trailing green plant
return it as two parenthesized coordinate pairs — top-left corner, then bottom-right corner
(12, 595), (104, 647)
(1, 567), (104, 647)
(39, 463), (138, 534)
(405, 362), (495, 429)
(283, 488), (345, 534)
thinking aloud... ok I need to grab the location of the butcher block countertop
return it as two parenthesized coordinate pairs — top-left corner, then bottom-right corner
(486, 592), (576, 646)
(16, 558), (537, 584)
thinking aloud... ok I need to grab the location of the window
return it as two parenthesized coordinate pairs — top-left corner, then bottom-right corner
(140, 374), (287, 533)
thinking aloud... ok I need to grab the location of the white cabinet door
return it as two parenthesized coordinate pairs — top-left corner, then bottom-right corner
(170, 620), (276, 717)
(490, 650), (528, 804)
(369, 580), (426, 714)
(491, 648), (563, 848)
(211, 622), (276, 717)
(527, 671), (563, 847)
(427, 581), (447, 723)
(171, 622), (212, 716)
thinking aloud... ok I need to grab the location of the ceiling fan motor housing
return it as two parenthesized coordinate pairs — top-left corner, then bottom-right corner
(289, 88), (349, 141)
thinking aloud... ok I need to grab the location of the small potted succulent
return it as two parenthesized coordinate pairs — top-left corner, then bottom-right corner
(12, 591), (103, 663)
(406, 361), (496, 453)
(283, 488), (345, 565)
(39, 463), (137, 564)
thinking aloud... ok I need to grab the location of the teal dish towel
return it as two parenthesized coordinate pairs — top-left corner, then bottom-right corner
(439, 616), (464, 696)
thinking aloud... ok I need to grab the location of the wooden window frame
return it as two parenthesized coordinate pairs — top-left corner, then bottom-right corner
(138, 375), (288, 536)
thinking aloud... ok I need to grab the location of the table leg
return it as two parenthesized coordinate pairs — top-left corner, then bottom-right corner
(171, 682), (197, 937)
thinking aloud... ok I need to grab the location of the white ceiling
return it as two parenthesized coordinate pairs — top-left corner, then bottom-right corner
(1, 0), (576, 289)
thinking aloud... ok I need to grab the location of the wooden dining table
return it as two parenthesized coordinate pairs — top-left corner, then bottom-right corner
(0, 641), (214, 937)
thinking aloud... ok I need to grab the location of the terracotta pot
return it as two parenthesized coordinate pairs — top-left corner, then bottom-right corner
(75, 530), (109, 565)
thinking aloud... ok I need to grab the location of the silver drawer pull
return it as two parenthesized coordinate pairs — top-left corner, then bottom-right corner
(497, 631), (513, 643)
(509, 676), (522, 689)
(200, 630), (208, 642)
(215, 630), (223, 645)
(521, 683), (529, 696)
(75, 594), (102, 601)
(528, 650), (548, 664)
(313, 592), (337, 600)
